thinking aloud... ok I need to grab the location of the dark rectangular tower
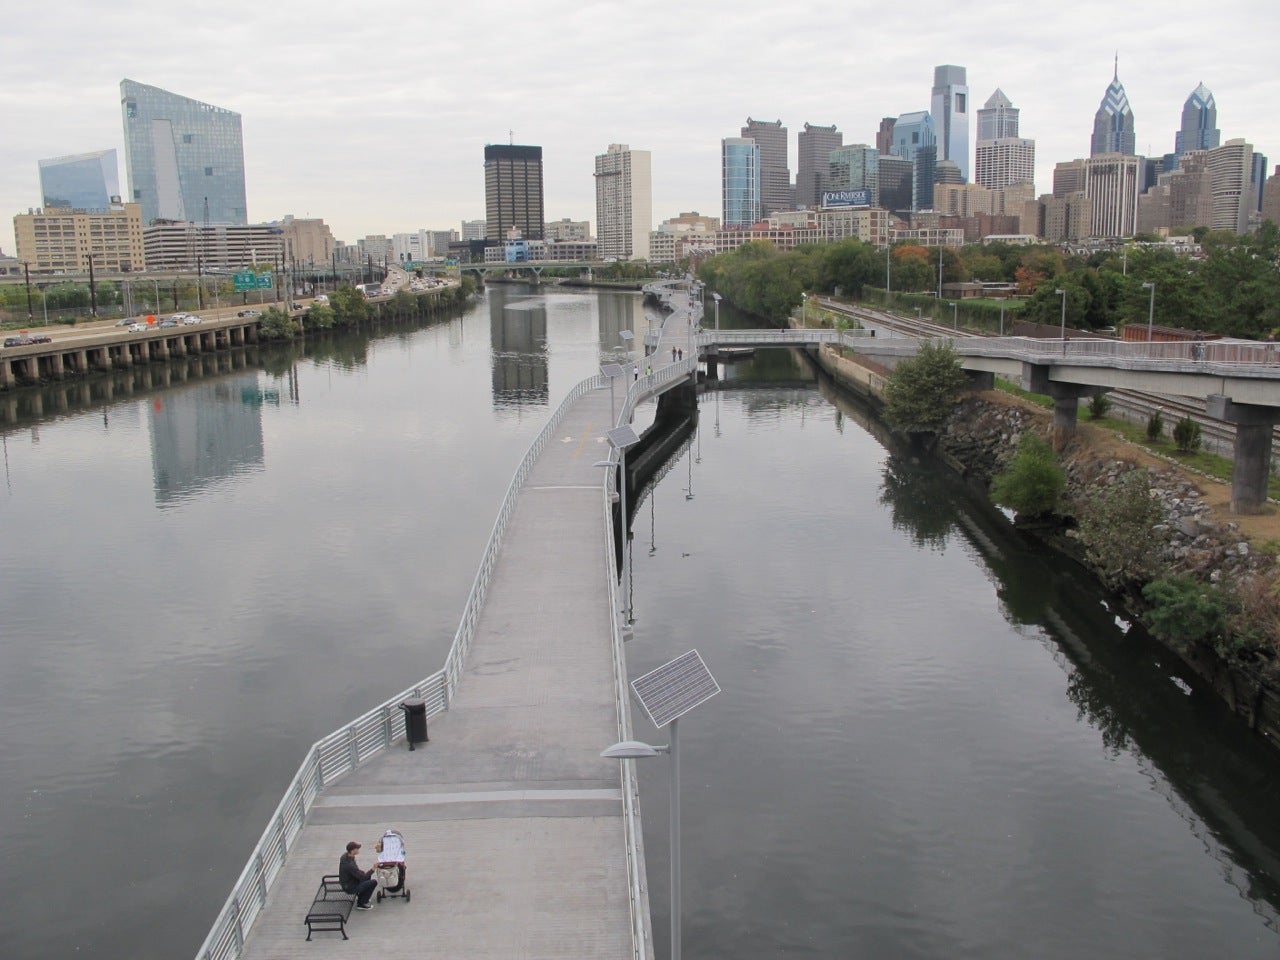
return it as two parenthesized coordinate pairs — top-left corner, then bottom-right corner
(484, 144), (545, 243)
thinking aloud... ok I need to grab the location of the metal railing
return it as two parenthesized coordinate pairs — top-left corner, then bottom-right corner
(194, 372), (620, 960)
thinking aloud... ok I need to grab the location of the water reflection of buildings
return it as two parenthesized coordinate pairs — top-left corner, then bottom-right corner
(489, 294), (549, 411)
(596, 290), (643, 356)
(149, 373), (266, 505)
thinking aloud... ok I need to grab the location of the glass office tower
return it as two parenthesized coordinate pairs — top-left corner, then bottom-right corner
(722, 138), (761, 227)
(39, 150), (120, 210)
(120, 79), (247, 225)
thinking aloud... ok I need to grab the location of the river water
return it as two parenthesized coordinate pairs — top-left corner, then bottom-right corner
(0, 286), (1277, 959)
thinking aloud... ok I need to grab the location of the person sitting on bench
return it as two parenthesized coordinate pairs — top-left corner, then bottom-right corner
(338, 840), (377, 909)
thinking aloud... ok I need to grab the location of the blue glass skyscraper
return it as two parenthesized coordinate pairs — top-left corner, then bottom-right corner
(1091, 58), (1136, 156)
(121, 79), (247, 225)
(1175, 83), (1220, 157)
(39, 150), (120, 210)
(722, 138), (761, 227)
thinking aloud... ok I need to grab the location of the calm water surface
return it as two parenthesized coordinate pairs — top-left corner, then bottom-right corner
(1, 288), (1278, 958)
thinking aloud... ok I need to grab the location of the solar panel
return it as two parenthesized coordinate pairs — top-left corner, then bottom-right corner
(631, 650), (720, 728)
(607, 425), (640, 451)
(600, 363), (625, 378)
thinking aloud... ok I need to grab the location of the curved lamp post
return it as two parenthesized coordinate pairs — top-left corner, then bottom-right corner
(1141, 282), (1155, 342)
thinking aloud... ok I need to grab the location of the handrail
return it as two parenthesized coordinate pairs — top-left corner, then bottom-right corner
(195, 372), (613, 960)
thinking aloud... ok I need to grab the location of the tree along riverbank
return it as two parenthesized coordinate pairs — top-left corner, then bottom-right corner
(813, 342), (1280, 752)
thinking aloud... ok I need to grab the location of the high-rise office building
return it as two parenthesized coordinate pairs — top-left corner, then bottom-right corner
(1053, 159), (1089, 197)
(913, 145), (938, 211)
(975, 138), (1036, 190)
(1091, 58), (1136, 157)
(483, 144), (544, 243)
(1263, 166), (1280, 227)
(461, 220), (487, 241)
(722, 138), (761, 227)
(829, 145), (879, 204)
(742, 118), (789, 216)
(594, 143), (652, 260)
(931, 65), (970, 181)
(1250, 152), (1269, 215)
(796, 123), (843, 209)
(977, 89), (1019, 141)
(892, 111), (935, 162)
(1085, 154), (1141, 238)
(1175, 83), (1220, 159)
(39, 150), (120, 210)
(1207, 139), (1255, 233)
(876, 118), (897, 156)
(877, 156), (914, 212)
(120, 79), (247, 226)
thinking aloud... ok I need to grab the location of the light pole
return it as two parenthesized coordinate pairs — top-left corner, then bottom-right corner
(800, 292), (807, 328)
(1055, 288), (1067, 344)
(951, 301), (958, 330)
(711, 292), (721, 332)
(150, 279), (160, 315)
(22, 261), (33, 321)
(1141, 281), (1155, 342)
(600, 363), (624, 427)
(602, 650), (720, 960)
(885, 244), (891, 303)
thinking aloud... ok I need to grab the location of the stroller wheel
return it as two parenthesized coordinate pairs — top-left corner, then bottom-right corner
(377, 890), (383, 902)
(405, 888), (411, 903)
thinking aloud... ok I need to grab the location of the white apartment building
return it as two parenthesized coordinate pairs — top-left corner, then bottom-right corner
(594, 144), (652, 260)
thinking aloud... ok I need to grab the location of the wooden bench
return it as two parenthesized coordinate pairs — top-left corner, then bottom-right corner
(304, 875), (356, 941)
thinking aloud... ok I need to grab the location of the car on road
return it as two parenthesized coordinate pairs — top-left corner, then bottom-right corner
(237, 309), (260, 318)
(3, 336), (30, 347)
(313, 294), (329, 305)
(159, 319), (180, 328)
(182, 316), (203, 325)
(28, 335), (52, 343)
(170, 313), (191, 322)
(128, 323), (146, 332)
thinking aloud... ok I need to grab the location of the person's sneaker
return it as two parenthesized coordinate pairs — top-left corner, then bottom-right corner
(356, 902), (373, 910)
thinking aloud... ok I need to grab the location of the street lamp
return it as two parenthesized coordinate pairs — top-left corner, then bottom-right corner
(711, 292), (721, 332)
(600, 363), (625, 427)
(951, 301), (958, 330)
(1055, 288), (1067, 344)
(800, 292), (808, 328)
(1141, 281), (1155, 342)
(885, 244), (891, 302)
(602, 650), (720, 960)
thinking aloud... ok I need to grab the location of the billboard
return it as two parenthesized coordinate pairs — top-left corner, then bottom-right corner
(821, 189), (872, 209)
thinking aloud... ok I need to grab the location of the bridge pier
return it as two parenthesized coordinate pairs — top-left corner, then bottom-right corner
(1021, 362), (1108, 451)
(1206, 395), (1278, 514)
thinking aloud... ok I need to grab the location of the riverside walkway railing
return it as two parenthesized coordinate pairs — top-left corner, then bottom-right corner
(194, 370), (662, 960)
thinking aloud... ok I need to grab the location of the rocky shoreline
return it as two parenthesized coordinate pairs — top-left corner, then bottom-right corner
(815, 344), (1280, 751)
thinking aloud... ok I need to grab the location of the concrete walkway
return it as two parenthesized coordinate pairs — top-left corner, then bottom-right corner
(238, 382), (636, 959)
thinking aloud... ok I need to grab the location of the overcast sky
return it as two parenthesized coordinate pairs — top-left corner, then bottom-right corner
(2, 0), (1277, 257)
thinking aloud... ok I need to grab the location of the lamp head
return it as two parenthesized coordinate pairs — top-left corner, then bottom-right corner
(601, 740), (667, 759)
(1055, 289), (1065, 296)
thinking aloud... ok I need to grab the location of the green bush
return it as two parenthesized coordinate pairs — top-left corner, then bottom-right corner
(1172, 416), (1202, 453)
(1088, 393), (1111, 420)
(883, 340), (968, 436)
(990, 431), (1064, 519)
(1142, 576), (1228, 647)
(1146, 409), (1164, 441)
(258, 307), (296, 340)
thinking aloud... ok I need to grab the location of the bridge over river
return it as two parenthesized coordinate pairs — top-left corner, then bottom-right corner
(202, 280), (1280, 959)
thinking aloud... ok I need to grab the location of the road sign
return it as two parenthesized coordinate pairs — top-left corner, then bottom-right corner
(234, 271), (275, 291)
(256, 272), (274, 289)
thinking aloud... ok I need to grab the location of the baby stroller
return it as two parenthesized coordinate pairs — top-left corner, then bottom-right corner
(374, 829), (410, 903)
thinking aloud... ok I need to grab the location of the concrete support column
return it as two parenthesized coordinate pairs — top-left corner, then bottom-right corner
(73, 350), (88, 373)
(0, 358), (14, 389)
(155, 339), (170, 360)
(49, 353), (64, 379)
(1206, 395), (1278, 514)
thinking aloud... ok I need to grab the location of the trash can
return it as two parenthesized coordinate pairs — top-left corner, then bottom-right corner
(400, 699), (428, 750)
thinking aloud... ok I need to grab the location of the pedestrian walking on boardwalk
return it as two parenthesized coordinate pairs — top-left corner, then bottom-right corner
(633, 364), (639, 381)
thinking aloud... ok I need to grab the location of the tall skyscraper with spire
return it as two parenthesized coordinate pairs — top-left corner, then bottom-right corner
(931, 65), (970, 181)
(1091, 56), (1136, 157)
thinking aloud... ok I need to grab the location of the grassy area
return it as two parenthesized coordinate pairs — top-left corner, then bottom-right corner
(995, 377), (1053, 408)
(994, 379), (1280, 499)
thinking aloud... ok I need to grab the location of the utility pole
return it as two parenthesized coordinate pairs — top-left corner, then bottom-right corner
(22, 261), (33, 321)
(197, 256), (205, 310)
(87, 253), (98, 317)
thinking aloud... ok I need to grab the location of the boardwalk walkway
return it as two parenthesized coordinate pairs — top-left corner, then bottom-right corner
(235, 381), (643, 959)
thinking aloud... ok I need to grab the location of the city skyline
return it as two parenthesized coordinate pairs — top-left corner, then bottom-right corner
(1, 0), (1277, 257)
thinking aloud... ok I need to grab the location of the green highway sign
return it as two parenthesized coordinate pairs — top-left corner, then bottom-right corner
(234, 271), (275, 291)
